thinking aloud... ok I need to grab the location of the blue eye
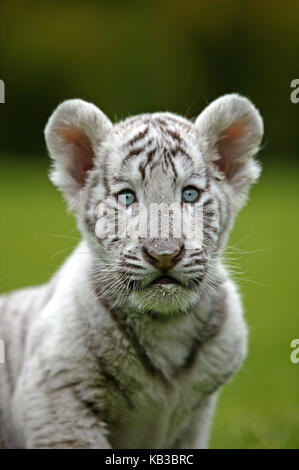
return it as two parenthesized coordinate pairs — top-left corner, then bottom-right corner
(118, 190), (136, 206)
(182, 186), (200, 203)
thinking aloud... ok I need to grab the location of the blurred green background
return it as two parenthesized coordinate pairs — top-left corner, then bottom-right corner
(0, 0), (298, 449)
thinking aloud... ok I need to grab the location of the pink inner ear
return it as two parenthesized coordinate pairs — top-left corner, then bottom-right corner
(60, 127), (95, 186)
(217, 121), (246, 179)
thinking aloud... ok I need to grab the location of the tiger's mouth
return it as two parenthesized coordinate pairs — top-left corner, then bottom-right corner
(127, 272), (203, 292)
(127, 272), (202, 316)
(150, 275), (182, 286)
(127, 274), (183, 291)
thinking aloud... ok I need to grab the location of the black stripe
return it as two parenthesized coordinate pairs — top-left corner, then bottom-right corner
(96, 357), (134, 408)
(103, 304), (169, 385)
(204, 210), (215, 218)
(155, 117), (168, 126)
(165, 128), (183, 143)
(103, 164), (110, 196)
(125, 126), (149, 147)
(124, 254), (139, 261)
(84, 173), (100, 231)
(121, 261), (143, 270)
(189, 251), (203, 258)
(168, 155), (178, 179)
(172, 144), (193, 161)
(182, 262), (197, 268)
(204, 224), (218, 234)
(146, 147), (156, 164)
(123, 145), (146, 161)
(139, 162), (145, 180)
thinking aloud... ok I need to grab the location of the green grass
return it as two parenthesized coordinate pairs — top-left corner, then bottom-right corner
(1, 157), (298, 448)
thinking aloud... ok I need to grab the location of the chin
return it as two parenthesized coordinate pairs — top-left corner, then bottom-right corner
(129, 284), (200, 317)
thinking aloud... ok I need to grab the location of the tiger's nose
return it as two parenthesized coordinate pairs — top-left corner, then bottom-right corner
(142, 245), (185, 269)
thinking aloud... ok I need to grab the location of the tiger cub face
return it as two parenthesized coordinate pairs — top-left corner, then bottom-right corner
(45, 95), (263, 316)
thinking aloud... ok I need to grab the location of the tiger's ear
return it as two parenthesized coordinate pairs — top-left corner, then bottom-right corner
(195, 94), (263, 205)
(45, 99), (112, 210)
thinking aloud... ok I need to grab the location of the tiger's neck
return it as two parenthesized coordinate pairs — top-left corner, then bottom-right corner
(90, 275), (226, 379)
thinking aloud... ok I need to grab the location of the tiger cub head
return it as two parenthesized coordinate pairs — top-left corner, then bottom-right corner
(45, 95), (263, 316)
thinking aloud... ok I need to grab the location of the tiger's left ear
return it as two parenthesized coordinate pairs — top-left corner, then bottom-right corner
(45, 99), (112, 210)
(195, 94), (263, 204)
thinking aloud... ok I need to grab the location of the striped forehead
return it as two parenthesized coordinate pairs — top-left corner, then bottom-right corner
(113, 114), (200, 184)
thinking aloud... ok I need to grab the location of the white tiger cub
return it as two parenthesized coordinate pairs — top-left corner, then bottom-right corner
(0, 94), (263, 449)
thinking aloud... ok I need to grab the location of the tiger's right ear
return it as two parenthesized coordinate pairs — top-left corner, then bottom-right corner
(45, 99), (112, 210)
(195, 94), (263, 208)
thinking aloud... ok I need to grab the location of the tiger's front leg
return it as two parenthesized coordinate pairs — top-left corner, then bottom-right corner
(11, 368), (111, 449)
(172, 393), (219, 449)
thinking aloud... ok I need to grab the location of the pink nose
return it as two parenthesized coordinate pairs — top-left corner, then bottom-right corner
(142, 246), (184, 269)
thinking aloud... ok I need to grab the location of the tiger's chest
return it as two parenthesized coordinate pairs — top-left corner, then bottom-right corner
(106, 367), (207, 449)
(79, 295), (243, 449)
(87, 331), (229, 449)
